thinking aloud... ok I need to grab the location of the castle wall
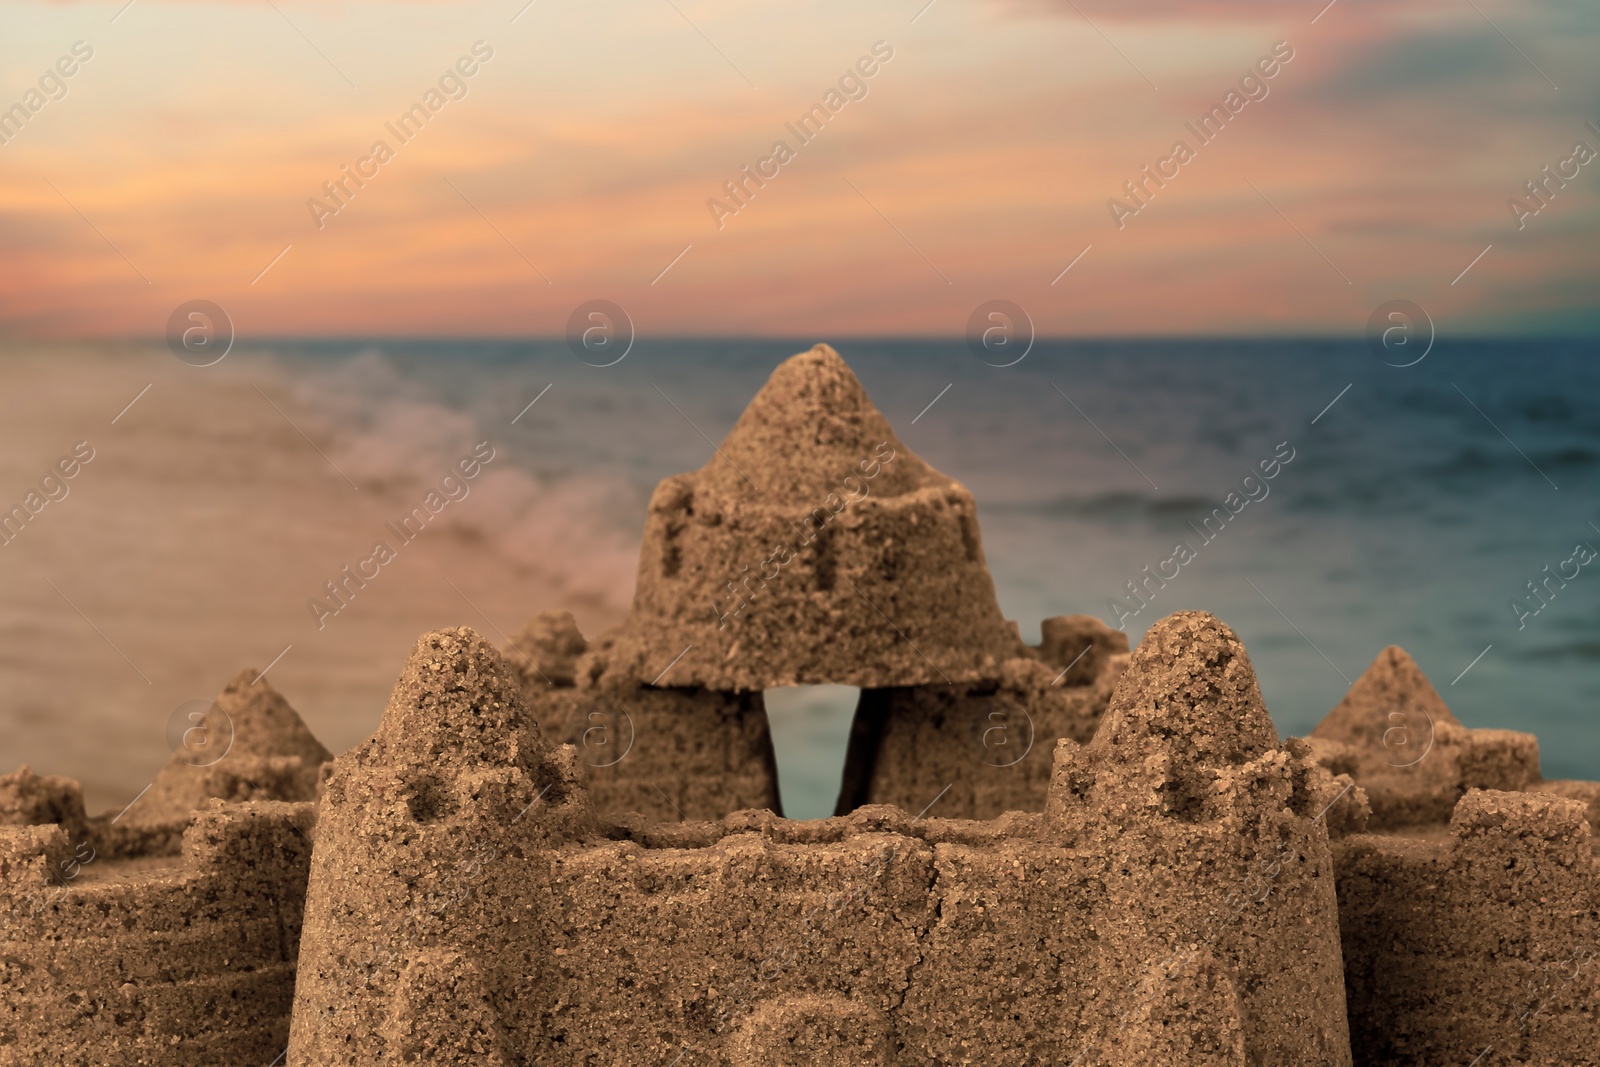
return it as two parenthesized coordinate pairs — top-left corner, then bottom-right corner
(834, 650), (1123, 820)
(511, 609), (1116, 827)
(528, 684), (781, 822)
(895, 834), (1098, 1063)
(539, 775), (1348, 1067)
(543, 825), (936, 1065)
(505, 610), (782, 822)
(1532, 778), (1600, 828)
(1335, 789), (1600, 1066)
(294, 618), (1354, 1066)
(0, 801), (314, 1067)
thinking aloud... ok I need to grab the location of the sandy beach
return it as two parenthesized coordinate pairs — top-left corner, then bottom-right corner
(0, 343), (623, 813)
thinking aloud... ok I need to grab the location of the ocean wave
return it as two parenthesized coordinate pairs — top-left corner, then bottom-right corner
(269, 346), (642, 610)
(988, 491), (1217, 521)
(1530, 446), (1600, 469)
(1514, 641), (1600, 663)
(1412, 444), (1598, 483)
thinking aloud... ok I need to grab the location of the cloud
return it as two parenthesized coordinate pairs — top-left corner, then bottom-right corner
(1304, 28), (1538, 102)
(3, 0), (1596, 337)
(988, 0), (1413, 23)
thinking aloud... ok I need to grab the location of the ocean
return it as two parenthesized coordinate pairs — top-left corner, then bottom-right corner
(1, 338), (1596, 819)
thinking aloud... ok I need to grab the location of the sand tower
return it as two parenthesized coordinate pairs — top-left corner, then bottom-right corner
(605, 343), (1018, 688)
(1308, 645), (1539, 827)
(503, 608), (783, 823)
(1029, 611), (1358, 1066)
(288, 628), (594, 1066)
(114, 668), (331, 853)
(0, 669), (330, 1065)
(1303, 646), (1600, 1065)
(501, 345), (1126, 822)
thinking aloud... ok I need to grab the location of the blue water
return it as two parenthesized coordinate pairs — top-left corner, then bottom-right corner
(262, 337), (1600, 811)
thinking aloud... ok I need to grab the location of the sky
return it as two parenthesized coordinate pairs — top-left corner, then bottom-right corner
(0, 0), (1596, 337)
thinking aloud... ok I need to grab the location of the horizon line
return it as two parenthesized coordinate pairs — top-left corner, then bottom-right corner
(6, 332), (1599, 345)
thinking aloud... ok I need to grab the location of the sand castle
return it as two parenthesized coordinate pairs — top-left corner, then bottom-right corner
(2, 345), (1596, 1065)
(499, 346), (1127, 824)
(1303, 645), (1600, 1066)
(0, 671), (323, 1065)
(291, 615), (1354, 1066)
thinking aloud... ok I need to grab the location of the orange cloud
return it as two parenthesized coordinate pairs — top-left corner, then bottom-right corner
(0, 0), (1593, 337)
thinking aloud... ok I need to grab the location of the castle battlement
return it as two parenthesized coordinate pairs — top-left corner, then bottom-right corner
(0, 671), (331, 1067)
(288, 611), (1355, 1066)
(1310, 646), (1600, 1066)
(1337, 788), (1598, 1065)
(0, 800), (315, 1066)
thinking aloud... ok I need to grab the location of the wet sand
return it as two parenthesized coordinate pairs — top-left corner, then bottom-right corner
(0, 344), (621, 813)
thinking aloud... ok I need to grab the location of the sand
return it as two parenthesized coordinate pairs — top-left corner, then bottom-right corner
(601, 344), (1022, 690)
(288, 614), (1354, 1066)
(0, 344), (619, 813)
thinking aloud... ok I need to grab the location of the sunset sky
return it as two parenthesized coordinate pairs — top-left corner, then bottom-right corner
(2, 0), (1596, 337)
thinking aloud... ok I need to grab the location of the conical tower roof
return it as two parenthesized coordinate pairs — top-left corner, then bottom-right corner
(120, 668), (330, 827)
(369, 626), (540, 770)
(597, 344), (1024, 689)
(1312, 645), (1460, 753)
(1092, 610), (1280, 770)
(702, 344), (942, 501)
(1048, 611), (1285, 826)
(219, 667), (332, 766)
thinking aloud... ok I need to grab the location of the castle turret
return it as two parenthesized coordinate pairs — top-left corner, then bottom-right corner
(538, 345), (1122, 823)
(0, 798), (315, 1065)
(288, 627), (590, 1066)
(598, 343), (1023, 690)
(1046, 611), (1357, 1066)
(116, 667), (331, 852)
(1336, 789), (1599, 1064)
(1310, 645), (1540, 827)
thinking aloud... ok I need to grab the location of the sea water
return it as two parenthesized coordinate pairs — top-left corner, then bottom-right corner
(2, 338), (1596, 817)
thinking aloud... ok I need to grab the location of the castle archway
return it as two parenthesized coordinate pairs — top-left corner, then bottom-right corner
(763, 685), (861, 820)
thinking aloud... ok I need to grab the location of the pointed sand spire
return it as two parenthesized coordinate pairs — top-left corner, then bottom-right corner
(1049, 612), (1285, 825)
(1094, 610), (1279, 770)
(1312, 644), (1460, 754)
(217, 666), (332, 767)
(372, 626), (540, 770)
(120, 667), (330, 828)
(1309, 645), (1546, 828)
(707, 343), (941, 501)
